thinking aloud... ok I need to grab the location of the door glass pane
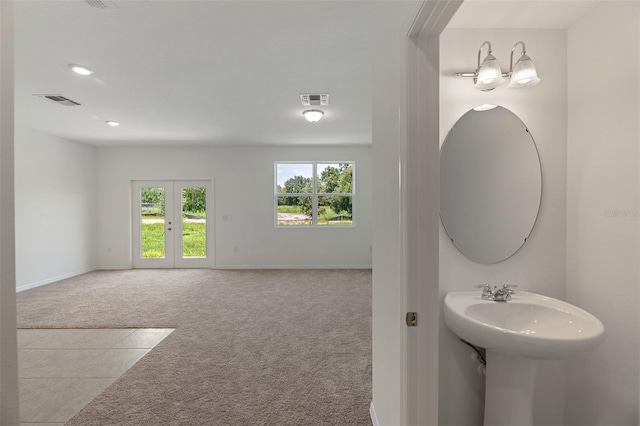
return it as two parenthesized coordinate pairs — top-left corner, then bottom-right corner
(182, 187), (206, 258)
(140, 187), (165, 258)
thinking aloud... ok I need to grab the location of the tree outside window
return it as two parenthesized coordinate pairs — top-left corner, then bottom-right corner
(275, 162), (354, 226)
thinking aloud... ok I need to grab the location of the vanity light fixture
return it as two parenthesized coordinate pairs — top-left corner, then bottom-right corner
(303, 109), (324, 123)
(473, 41), (505, 91)
(456, 41), (541, 90)
(106, 120), (120, 127)
(507, 41), (541, 88)
(69, 64), (94, 76)
(473, 104), (498, 112)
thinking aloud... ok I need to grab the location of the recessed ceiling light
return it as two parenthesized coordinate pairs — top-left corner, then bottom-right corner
(69, 64), (94, 76)
(106, 121), (120, 127)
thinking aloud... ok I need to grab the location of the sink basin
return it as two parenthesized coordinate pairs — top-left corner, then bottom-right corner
(444, 291), (605, 359)
(444, 290), (605, 426)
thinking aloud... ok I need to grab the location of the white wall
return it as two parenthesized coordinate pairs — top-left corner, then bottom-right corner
(14, 127), (97, 291)
(566, 3), (640, 425)
(439, 29), (568, 426)
(96, 145), (372, 269)
(370, 1), (421, 424)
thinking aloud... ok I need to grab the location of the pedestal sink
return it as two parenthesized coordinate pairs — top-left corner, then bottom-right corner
(444, 291), (605, 426)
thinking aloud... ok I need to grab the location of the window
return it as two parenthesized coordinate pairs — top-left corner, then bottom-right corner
(275, 162), (354, 226)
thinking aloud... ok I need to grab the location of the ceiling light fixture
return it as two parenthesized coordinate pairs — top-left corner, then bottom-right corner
(106, 121), (120, 127)
(69, 64), (94, 76)
(456, 40), (541, 90)
(303, 109), (324, 123)
(507, 41), (541, 88)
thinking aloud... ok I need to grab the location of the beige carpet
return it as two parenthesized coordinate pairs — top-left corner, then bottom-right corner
(17, 269), (372, 425)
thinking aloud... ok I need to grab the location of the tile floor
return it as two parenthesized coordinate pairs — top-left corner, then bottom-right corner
(18, 328), (174, 426)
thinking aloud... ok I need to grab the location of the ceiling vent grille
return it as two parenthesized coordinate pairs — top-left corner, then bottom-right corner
(300, 94), (329, 106)
(85, 0), (108, 9)
(35, 95), (81, 107)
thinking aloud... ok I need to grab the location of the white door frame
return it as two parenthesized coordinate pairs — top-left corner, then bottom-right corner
(403, 1), (462, 425)
(132, 180), (214, 269)
(0, 2), (20, 423)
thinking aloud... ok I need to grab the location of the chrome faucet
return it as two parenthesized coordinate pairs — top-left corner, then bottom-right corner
(475, 284), (518, 302)
(493, 284), (517, 301)
(475, 284), (495, 300)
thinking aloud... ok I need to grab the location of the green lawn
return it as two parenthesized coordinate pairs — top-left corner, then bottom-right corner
(277, 205), (304, 214)
(142, 220), (206, 258)
(276, 205), (352, 226)
(181, 222), (207, 256)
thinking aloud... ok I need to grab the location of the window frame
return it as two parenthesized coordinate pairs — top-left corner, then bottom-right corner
(274, 161), (355, 227)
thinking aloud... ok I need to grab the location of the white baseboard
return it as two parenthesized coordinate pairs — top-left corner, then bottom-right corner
(17, 268), (95, 293)
(370, 401), (379, 426)
(97, 265), (371, 270)
(95, 266), (132, 270)
(17, 266), (371, 292)
(215, 264), (372, 270)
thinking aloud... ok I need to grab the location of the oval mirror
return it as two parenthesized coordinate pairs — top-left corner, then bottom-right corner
(440, 105), (542, 264)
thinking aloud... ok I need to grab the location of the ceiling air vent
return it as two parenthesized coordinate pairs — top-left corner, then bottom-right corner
(35, 95), (81, 107)
(300, 94), (329, 106)
(85, 0), (108, 9)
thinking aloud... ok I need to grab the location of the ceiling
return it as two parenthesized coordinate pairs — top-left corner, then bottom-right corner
(15, 1), (602, 147)
(447, 0), (601, 29)
(15, 0), (381, 147)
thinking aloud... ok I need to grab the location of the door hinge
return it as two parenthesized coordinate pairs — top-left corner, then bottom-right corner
(406, 312), (417, 327)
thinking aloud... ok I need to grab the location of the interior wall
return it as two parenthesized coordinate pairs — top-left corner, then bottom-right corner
(96, 145), (372, 269)
(0, 1), (20, 422)
(439, 29), (568, 426)
(566, 3), (640, 425)
(370, 1), (420, 424)
(14, 127), (97, 291)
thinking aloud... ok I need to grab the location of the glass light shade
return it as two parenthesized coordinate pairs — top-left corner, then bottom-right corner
(303, 109), (324, 123)
(473, 104), (498, 112)
(508, 55), (541, 88)
(475, 54), (505, 91)
(69, 64), (93, 76)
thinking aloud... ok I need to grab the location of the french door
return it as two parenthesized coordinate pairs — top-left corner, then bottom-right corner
(132, 180), (212, 268)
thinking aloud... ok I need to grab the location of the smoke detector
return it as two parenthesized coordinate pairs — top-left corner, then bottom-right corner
(300, 94), (329, 107)
(34, 95), (81, 107)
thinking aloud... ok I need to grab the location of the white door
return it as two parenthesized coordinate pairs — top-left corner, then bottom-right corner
(132, 180), (212, 268)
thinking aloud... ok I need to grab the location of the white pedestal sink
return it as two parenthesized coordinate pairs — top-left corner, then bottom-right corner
(444, 291), (605, 426)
